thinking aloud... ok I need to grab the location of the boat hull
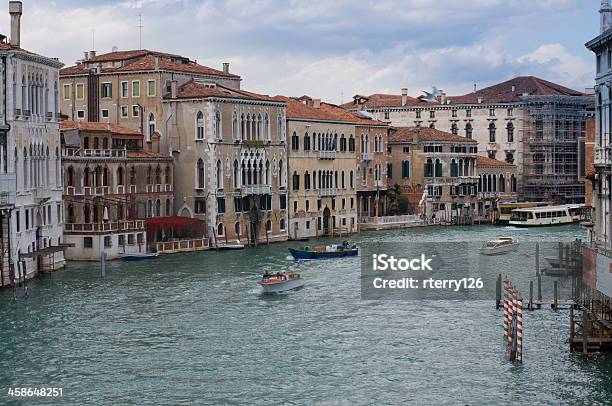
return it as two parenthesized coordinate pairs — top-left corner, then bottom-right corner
(218, 244), (245, 250)
(258, 278), (305, 293)
(288, 248), (358, 260)
(479, 244), (518, 256)
(121, 253), (159, 261)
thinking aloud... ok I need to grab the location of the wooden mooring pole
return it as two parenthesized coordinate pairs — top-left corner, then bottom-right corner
(535, 242), (540, 275)
(552, 281), (558, 310)
(495, 274), (502, 309)
(529, 281), (534, 311)
(537, 274), (542, 303)
(569, 305), (575, 352)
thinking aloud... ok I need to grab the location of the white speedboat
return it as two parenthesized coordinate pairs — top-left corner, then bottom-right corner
(479, 236), (519, 255)
(218, 240), (245, 250)
(258, 272), (304, 293)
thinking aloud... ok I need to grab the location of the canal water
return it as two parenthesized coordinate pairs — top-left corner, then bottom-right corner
(1, 224), (611, 405)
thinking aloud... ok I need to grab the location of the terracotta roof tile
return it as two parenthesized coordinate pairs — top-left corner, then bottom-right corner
(279, 97), (357, 123)
(170, 80), (278, 102)
(389, 127), (477, 143)
(60, 120), (142, 136)
(60, 49), (239, 79)
(475, 155), (516, 167)
(343, 76), (587, 109)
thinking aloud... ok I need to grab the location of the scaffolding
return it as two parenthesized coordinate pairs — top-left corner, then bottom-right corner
(521, 95), (592, 203)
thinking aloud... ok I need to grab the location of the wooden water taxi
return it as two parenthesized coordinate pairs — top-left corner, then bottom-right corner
(258, 272), (304, 293)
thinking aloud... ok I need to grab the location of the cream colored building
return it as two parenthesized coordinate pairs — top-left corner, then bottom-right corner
(60, 49), (240, 150)
(1, 1), (66, 285)
(475, 155), (518, 221)
(388, 127), (480, 223)
(60, 120), (173, 260)
(164, 80), (288, 244)
(344, 76), (592, 203)
(283, 97), (358, 239)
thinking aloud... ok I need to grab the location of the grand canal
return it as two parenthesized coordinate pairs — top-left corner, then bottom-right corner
(1, 224), (611, 405)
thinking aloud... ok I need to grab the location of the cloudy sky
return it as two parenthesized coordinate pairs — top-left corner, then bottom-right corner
(1, 0), (601, 103)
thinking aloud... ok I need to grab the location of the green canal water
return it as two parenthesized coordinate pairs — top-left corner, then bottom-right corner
(1, 224), (612, 405)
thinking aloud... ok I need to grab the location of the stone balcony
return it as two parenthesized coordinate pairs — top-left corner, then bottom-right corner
(64, 220), (146, 234)
(241, 184), (271, 196)
(595, 146), (611, 167)
(318, 150), (336, 160)
(361, 152), (373, 161)
(318, 188), (338, 197)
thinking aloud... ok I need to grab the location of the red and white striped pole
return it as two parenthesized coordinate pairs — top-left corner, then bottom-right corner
(503, 280), (510, 338)
(516, 296), (523, 362)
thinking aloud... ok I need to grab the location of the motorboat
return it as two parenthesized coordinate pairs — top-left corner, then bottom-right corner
(479, 236), (519, 255)
(258, 272), (304, 293)
(288, 241), (358, 260)
(217, 240), (245, 250)
(120, 252), (159, 261)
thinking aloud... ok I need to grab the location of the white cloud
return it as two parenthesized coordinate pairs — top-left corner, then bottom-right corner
(517, 44), (593, 87)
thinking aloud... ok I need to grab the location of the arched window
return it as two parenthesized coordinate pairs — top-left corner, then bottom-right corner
(155, 199), (161, 217)
(451, 123), (458, 135)
(304, 171), (311, 189)
(196, 111), (204, 140)
(265, 160), (270, 185)
(435, 159), (442, 177)
(291, 132), (299, 151)
(266, 219), (272, 232)
(165, 198), (171, 216)
(257, 114), (262, 140)
(280, 218), (286, 231)
(511, 174), (517, 192)
(499, 174), (506, 192)
(292, 171), (300, 191)
(450, 159), (458, 177)
(277, 113), (284, 142)
(465, 123), (473, 139)
(279, 160), (285, 188)
(233, 160), (239, 188)
(67, 166), (74, 187)
(424, 158), (433, 177)
(489, 122), (496, 142)
(217, 223), (224, 237)
(216, 160), (223, 190)
(232, 112), (238, 140)
(148, 113), (156, 142)
(507, 122), (514, 142)
(197, 159), (205, 189)
(350, 170), (354, 188)
(117, 167), (124, 186)
(304, 132), (310, 151)
(240, 114), (246, 140)
(214, 111), (221, 139)
(264, 114), (270, 140)
(23, 147), (27, 189)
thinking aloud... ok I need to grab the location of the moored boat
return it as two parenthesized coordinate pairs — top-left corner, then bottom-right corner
(288, 241), (358, 260)
(121, 252), (159, 261)
(217, 240), (245, 250)
(258, 272), (304, 293)
(479, 236), (519, 255)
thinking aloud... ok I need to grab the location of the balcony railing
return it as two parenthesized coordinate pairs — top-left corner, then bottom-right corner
(318, 188), (338, 197)
(64, 220), (146, 234)
(156, 238), (209, 254)
(63, 148), (127, 158)
(318, 150), (336, 160)
(117, 185), (125, 194)
(94, 186), (110, 195)
(361, 152), (373, 161)
(359, 215), (420, 225)
(595, 146), (611, 166)
(241, 184), (271, 196)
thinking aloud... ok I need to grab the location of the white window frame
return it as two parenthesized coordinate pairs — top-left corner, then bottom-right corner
(76, 83), (84, 100)
(121, 81), (129, 98)
(101, 82), (112, 98)
(63, 84), (71, 100)
(76, 110), (85, 119)
(147, 80), (156, 97)
(132, 105), (140, 118)
(101, 109), (109, 119)
(120, 105), (128, 118)
(132, 80), (140, 98)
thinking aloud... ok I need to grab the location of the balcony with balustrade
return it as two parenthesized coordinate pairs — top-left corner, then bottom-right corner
(595, 146), (611, 168)
(318, 150), (336, 160)
(318, 188), (338, 197)
(64, 220), (146, 234)
(241, 184), (272, 196)
(361, 152), (373, 161)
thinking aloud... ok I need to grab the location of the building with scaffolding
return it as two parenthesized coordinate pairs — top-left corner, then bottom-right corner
(60, 120), (173, 260)
(1, 2), (66, 287)
(342, 76), (592, 203)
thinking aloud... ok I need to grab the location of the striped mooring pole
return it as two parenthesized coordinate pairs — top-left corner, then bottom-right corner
(516, 296), (523, 362)
(503, 279), (510, 338)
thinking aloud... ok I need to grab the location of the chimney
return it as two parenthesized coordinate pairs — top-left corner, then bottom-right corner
(222, 62), (230, 74)
(9, 1), (22, 48)
(602, 0), (612, 33)
(89, 50), (96, 59)
(511, 85), (516, 92)
(477, 97), (483, 104)
(170, 80), (177, 99)
(313, 98), (321, 109)
(155, 56), (160, 70)
(440, 91), (446, 105)
(473, 83), (477, 93)
(401, 88), (408, 106)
